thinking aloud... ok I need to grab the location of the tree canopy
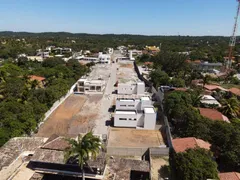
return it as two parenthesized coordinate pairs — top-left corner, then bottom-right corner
(173, 148), (219, 180)
(0, 58), (88, 146)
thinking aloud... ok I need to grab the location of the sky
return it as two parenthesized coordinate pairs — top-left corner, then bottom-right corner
(0, 0), (238, 36)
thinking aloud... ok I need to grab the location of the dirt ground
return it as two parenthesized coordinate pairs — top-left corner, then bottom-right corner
(36, 94), (103, 137)
(151, 156), (169, 180)
(119, 63), (133, 69)
(107, 128), (164, 148)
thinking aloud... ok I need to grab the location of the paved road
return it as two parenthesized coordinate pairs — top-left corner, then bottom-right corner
(93, 52), (119, 135)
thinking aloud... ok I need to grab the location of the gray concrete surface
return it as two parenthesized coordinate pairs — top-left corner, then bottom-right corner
(93, 51), (122, 135)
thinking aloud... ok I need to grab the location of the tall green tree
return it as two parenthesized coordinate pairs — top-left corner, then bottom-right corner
(164, 91), (192, 120)
(210, 121), (240, 171)
(64, 132), (102, 180)
(202, 74), (211, 87)
(150, 67), (170, 88)
(174, 148), (219, 180)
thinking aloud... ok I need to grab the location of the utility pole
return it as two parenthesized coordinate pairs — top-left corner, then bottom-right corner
(227, 0), (240, 69)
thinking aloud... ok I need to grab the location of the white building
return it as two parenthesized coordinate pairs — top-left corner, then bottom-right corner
(131, 49), (143, 56)
(114, 60), (157, 129)
(107, 48), (114, 54)
(45, 46), (55, 51)
(114, 96), (156, 129)
(27, 56), (43, 62)
(79, 56), (98, 62)
(77, 52), (111, 64)
(129, 50), (135, 61)
(75, 64), (111, 94)
(98, 52), (111, 64)
(200, 95), (221, 107)
(36, 51), (50, 58)
(76, 78), (105, 94)
(116, 50), (135, 61)
(117, 81), (145, 95)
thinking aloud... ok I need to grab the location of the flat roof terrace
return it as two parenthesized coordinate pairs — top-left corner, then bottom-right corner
(108, 128), (164, 148)
(81, 64), (111, 82)
(0, 137), (47, 170)
(117, 61), (139, 84)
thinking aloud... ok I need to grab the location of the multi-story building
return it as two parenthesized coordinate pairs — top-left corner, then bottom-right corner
(78, 52), (111, 64)
(114, 96), (156, 129)
(98, 52), (111, 64)
(75, 64), (111, 94)
(114, 60), (157, 130)
(77, 78), (105, 94)
(117, 81), (145, 95)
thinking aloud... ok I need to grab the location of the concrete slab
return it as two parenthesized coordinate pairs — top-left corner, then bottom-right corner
(107, 128), (164, 148)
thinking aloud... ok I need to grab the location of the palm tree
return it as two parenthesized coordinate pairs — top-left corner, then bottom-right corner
(191, 93), (203, 107)
(220, 97), (240, 118)
(202, 74), (211, 87)
(64, 131), (102, 180)
(30, 79), (40, 89)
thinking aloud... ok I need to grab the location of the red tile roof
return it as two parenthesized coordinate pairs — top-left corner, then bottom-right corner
(29, 75), (45, 81)
(204, 84), (227, 91)
(172, 137), (211, 153)
(219, 172), (240, 180)
(198, 108), (230, 123)
(228, 87), (240, 96)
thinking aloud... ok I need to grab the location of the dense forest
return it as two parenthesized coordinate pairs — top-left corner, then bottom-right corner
(0, 57), (89, 146)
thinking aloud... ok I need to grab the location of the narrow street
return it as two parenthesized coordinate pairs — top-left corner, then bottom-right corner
(93, 52), (118, 135)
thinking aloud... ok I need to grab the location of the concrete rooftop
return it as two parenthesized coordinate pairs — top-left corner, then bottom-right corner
(81, 64), (111, 82)
(117, 61), (139, 84)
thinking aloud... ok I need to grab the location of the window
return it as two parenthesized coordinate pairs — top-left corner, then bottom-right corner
(79, 82), (84, 86)
(119, 118), (127, 120)
(90, 86), (95, 90)
(96, 86), (101, 91)
(120, 105), (126, 107)
(128, 105), (134, 107)
(129, 118), (137, 121)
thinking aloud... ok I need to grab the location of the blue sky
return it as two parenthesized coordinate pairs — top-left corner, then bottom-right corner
(0, 0), (238, 36)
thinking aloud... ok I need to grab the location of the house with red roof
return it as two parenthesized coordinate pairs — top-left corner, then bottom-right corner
(218, 172), (240, 180)
(204, 84), (228, 92)
(198, 108), (230, 123)
(29, 75), (45, 82)
(228, 87), (240, 97)
(28, 75), (46, 88)
(172, 137), (211, 153)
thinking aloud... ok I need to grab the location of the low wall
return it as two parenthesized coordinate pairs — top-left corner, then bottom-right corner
(107, 147), (148, 156)
(107, 146), (169, 157)
(37, 83), (77, 129)
(149, 147), (169, 156)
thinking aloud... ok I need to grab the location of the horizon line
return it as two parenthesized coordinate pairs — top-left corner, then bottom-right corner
(0, 30), (231, 37)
